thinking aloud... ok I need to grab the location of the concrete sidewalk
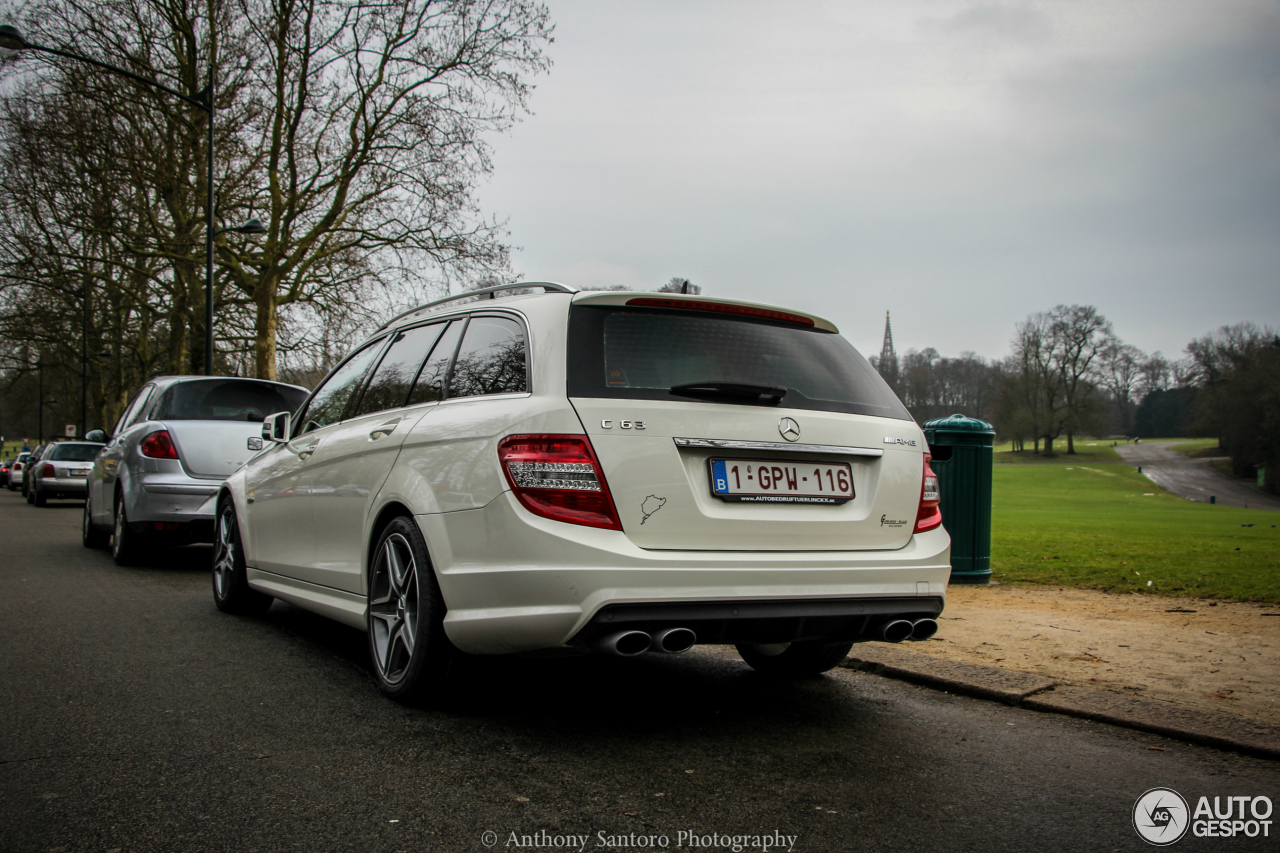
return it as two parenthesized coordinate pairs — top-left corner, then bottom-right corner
(843, 644), (1280, 760)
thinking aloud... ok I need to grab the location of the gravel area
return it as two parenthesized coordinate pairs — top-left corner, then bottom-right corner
(917, 583), (1280, 725)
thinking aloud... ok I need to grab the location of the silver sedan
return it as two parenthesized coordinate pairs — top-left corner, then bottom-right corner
(28, 442), (105, 505)
(83, 376), (309, 564)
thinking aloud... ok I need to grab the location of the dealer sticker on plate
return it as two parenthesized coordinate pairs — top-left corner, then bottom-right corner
(709, 458), (854, 504)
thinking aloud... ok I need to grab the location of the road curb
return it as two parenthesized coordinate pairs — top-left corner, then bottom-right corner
(843, 645), (1280, 761)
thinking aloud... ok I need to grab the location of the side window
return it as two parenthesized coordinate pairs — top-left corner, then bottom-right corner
(405, 320), (465, 407)
(116, 385), (155, 434)
(448, 316), (528, 398)
(295, 339), (386, 436)
(352, 323), (447, 418)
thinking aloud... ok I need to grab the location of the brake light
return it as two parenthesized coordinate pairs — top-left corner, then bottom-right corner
(625, 297), (816, 327)
(497, 435), (623, 530)
(140, 430), (179, 459)
(41, 464), (56, 478)
(914, 454), (942, 534)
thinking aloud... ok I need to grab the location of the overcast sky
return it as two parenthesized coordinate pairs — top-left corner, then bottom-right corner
(479, 0), (1280, 361)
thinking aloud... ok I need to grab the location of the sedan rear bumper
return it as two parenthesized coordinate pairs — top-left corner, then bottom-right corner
(125, 473), (221, 523)
(36, 477), (88, 497)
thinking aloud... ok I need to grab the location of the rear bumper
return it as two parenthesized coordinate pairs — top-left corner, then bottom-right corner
(125, 473), (221, 524)
(419, 491), (952, 654)
(36, 477), (88, 497)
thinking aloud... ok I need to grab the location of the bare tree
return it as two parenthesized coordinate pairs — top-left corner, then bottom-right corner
(230, 0), (552, 379)
(657, 277), (700, 295)
(1099, 340), (1144, 436)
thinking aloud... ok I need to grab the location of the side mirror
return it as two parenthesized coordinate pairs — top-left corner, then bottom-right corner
(263, 411), (291, 443)
(85, 429), (107, 443)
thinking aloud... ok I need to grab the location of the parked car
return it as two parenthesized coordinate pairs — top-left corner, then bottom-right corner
(83, 376), (310, 563)
(21, 444), (47, 497)
(27, 441), (105, 506)
(7, 452), (31, 491)
(213, 283), (950, 701)
(0, 457), (13, 487)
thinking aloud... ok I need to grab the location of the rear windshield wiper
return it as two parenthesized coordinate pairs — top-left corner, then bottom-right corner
(669, 381), (788, 405)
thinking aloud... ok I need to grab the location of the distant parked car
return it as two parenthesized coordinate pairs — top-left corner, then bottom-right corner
(21, 444), (48, 497)
(27, 441), (105, 506)
(83, 376), (309, 564)
(7, 452), (31, 491)
(0, 457), (13, 487)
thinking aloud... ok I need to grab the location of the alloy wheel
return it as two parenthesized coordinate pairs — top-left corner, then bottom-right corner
(368, 533), (419, 685)
(212, 507), (237, 601)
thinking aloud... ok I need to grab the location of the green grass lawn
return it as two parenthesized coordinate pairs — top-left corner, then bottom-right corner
(1170, 438), (1223, 457)
(993, 438), (1123, 465)
(991, 463), (1280, 602)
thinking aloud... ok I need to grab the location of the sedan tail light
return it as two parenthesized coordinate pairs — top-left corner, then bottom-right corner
(497, 435), (622, 530)
(140, 430), (179, 459)
(913, 454), (942, 534)
(41, 463), (57, 478)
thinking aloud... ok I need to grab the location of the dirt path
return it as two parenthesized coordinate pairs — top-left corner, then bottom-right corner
(1114, 441), (1280, 510)
(917, 583), (1280, 725)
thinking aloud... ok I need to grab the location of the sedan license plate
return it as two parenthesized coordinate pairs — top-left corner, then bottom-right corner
(709, 458), (854, 504)
(71, 468), (90, 477)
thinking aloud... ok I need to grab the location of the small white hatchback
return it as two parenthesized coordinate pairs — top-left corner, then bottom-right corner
(213, 283), (950, 699)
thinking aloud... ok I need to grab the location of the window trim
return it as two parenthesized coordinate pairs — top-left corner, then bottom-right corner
(441, 311), (531, 401)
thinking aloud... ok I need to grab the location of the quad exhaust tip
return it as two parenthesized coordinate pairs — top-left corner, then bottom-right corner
(594, 630), (652, 657)
(880, 619), (914, 643)
(910, 618), (939, 641)
(652, 627), (697, 654)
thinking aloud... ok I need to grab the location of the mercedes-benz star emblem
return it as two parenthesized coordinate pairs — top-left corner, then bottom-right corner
(778, 417), (801, 442)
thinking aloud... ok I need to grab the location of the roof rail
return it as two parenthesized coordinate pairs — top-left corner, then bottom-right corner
(376, 281), (576, 332)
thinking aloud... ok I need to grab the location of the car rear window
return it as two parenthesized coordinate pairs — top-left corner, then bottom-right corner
(566, 305), (911, 420)
(48, 444), (103, 462)
(153, 379), (309, 422)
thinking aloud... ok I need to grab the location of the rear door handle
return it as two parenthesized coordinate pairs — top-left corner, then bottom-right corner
(369, 419), (401, 441)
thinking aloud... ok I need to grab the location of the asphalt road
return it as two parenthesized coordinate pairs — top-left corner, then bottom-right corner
(1115, 443), (1280, 511)
(2, 487), (1278, 853)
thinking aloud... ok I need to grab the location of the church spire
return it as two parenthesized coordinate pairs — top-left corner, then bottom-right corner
(878, 310), (899, 389)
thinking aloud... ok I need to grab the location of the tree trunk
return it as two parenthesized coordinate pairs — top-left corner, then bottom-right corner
(254, 279), (279, 380)
(1044, 435), (1055, 455)
(1067, 431), (1076, 454)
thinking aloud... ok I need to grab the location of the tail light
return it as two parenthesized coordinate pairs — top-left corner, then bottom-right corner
(41, 463), (57, 478)
(140, 430), (179, 459)
(497, 435), (622, 530)
(914, 454), (942, 534)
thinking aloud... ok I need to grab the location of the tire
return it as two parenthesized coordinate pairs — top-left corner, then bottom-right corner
(83, 496), (108, 548)
(735, 639), (855, 677)
(26, 485), (35, 504)
(367, 516), (455, 702)
(211, 499), (273, 616)
(33, 487), (46, 507)
(111, 496), (146, 566)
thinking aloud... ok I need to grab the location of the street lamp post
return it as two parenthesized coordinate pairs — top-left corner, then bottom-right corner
(0, 24), (262, 377)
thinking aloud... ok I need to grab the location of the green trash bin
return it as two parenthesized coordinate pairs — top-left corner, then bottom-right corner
(922, 414), (995, 585)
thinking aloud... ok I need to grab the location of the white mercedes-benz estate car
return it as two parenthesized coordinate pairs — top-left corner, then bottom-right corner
(213, 283), (950, 700)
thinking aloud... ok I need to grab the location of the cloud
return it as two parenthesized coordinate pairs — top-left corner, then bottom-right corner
(482, 0), (1280, 359)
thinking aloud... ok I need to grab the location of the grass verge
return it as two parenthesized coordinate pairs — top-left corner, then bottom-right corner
(991, 464), (1280, 602)
(993, 438), (1122, 465)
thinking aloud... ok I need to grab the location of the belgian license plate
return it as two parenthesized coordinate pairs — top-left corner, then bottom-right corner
(71, 468), (90, 477)
(709, 458), (854, 504)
